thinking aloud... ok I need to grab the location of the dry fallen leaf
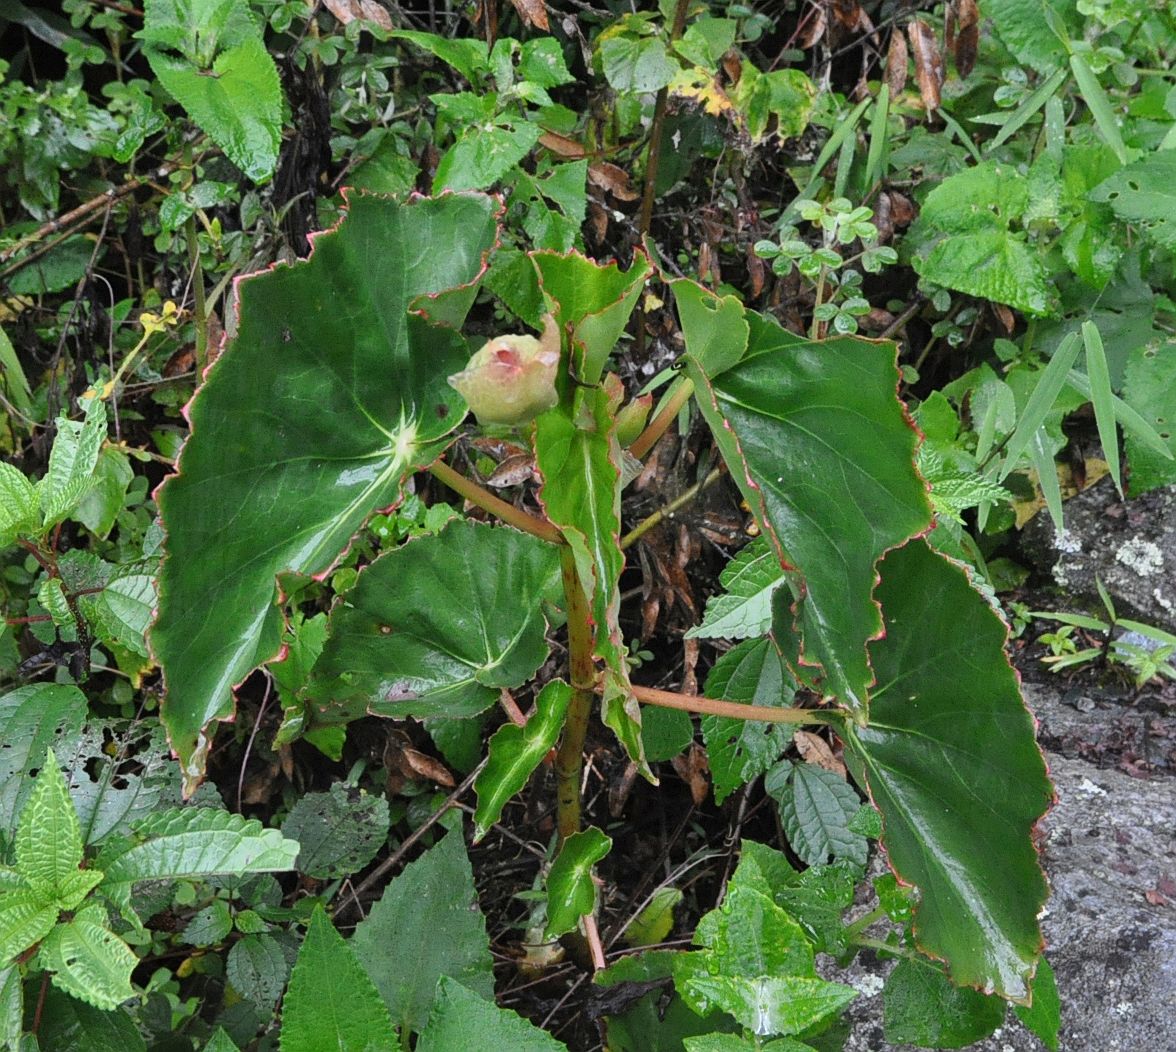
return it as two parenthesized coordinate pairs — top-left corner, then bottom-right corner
(399, 746), (455, 787)
(794, 730), (847, 778)
(887, 28), (909, 98)
(323, 0), (392, 30)
(588, 161), (640, 201)
(508, 0), (549, 31)
(948, 0), (981, 78)
(907, 20), (944, 116)
(539, 130), (588, 159)
(672, 744), (710, 806)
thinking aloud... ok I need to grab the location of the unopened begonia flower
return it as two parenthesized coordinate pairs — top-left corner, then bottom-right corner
(448, 314), (560, 427)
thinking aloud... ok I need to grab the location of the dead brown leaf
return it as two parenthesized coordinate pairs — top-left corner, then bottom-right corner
(588, 161), (639, 201)
(399, 746), (455, 787)
(487, 453), (537, 488)
(907, 20), (944, 116)
(671, 744), (710, 806)
(950, 0), (980, 78)
(539, 130), (588, 159)
(508, 0), (548, 31)
(794, 730), (847, 777)
(887, 28), (909, 98)
(323, 0), (392, 30)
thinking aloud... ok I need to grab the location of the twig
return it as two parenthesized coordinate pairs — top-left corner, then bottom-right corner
(428, 458), (564, 546)
(621, 466), (722, 549)
(335, 756), (489, 922)
(628, 377), (694, 460)
(626, 683), (836, 726)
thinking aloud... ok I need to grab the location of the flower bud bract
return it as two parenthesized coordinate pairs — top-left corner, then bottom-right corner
(448, 314), (560, 426)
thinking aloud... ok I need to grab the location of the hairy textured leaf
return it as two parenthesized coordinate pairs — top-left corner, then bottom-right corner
(701, 637), (796, 805)
(36, 985), (146, 1052)
(227, 932), (289, 1011)
(694, 885), (814, 980)
(434, 121), (541, 193)
(39, 904), (137, 1010)
(0, 966), (20, 1051)
(0, 461), (38, 546)
(688, 536), (784, 640)
(281, 784), (390, 879)
(146, 36), (282, 183)
(1123, 342), (1176, 496)
(154, 192), (497, 787)
(16, 750), (83, 902)
(417, 976), (567, 1052)
(475, 680), (571, 840)
(1091, 152), (1176, 251)
(683, 300), (931, 714)
(678, 973), (855, 1038)
(281, 905), (396, 1052)
(882, 958), (1004, 1047)
(845, 540), (1050, 1001)
(307, 520), (559, 726)
(0, 889), (59, 966)
(768, 763), (867, 869)
(600, 35), (677, 94)
(351, 832), (493, 1035)
(81, 568), (157, 658)
(39, 399), (106, 528)
(0, 685), (85, 849)
(96, 809), (298, 907)
(545, 826), (611, 939)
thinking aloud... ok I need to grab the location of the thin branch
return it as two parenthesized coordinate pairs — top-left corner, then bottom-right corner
(628, 377), (694, 460)
(621, 466), (722, 549)
(428, 458), (564, 546)
(626, 683), (837, 726)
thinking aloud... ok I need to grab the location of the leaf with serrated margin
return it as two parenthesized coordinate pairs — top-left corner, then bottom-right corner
(701, 637), (796, 804)
(767, 762), (867, 869)
(417, 976), (567, 1052)
(694, 885), (815, 980)
(95, 808), (298, 916)
(306, 520), (560, 727)
(0, 685), (86, 849)
(0, 965), (20, 1051)
(281, 905), (396, 1052)
(534, 387), (643, 770)
(39, 399), (106, 529)
(81, 567), (157, 658)
(677, 973), (855, 1039)
(351, 831), (493, 1035)
(0, 889), (58, 967)
(682, 293), (932, 715)
(153, 192), (498, 788)
(689, 536), (784, 640)
(545, 826), (611, 939)
(0, 461), (38, 546)
(16, 750), (83, 902)
(39, 903), (137, 1010)
(474, 680), (571, 841)
(844, 539), (1050, 1001)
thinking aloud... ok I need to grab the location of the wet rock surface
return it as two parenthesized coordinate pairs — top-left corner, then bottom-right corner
(1019, 480), (1176, 635)
(828, 679), (1176, 1051)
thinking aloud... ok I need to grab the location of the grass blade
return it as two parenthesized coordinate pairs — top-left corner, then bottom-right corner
(1069, 53), (1128, 164)
(998, 332), (1081, 481)
(1082, 321), (1121, 495)
(986, 66), (1068, 153)
(1029, 426), (1065, 532)
(1066, 371), (1175, 461)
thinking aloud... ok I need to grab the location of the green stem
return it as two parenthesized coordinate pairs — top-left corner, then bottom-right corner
(555, 546), (596, 843)
(628, 377), (694, 460)
(185, 215), (208, 374)
(628, 683), (837, 726)
(620, 466), (722, 549)
(428, 459), (564, 546)
(810, 263), (827, 340)
(853, 935), (928, 965)
(843, 904), (888, 940)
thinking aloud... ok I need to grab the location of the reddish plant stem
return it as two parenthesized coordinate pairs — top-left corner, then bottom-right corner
(628, 377), (694, 460)
(626, 683), (836, 726)
(554, 546), (596, 843)
(428, 458), (564, 546)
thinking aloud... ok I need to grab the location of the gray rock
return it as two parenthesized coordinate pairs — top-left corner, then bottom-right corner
(1018, 480), (1176, 636)
(827, 683), (1176, 1051)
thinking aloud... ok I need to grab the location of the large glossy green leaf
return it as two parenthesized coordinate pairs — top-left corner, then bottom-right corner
(682, 299), (932, 715)
(534, 387), (643, 768)
(16, 750), (83, 902)
(0, 685), (85, 848)
(350, 831), (493, 1035)
(154, 192), (497, 786)
(544, 826), (611, 939)
(844, 539), (1050, 1001)
(474, 680), (572, 841)
(306, 520), (560, 725)
(281, 905), (396, 1052)
(416, 976), (567, 1052)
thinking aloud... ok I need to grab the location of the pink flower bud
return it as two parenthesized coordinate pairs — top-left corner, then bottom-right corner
(448, 314), (560, 426)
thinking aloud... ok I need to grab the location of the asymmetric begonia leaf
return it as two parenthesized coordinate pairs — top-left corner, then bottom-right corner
(682, 298), (932, 715)
(281, 906), (396, 1052)
(474, 679), (572, 841)
(154, 192), (497, 788)
(844, 539), (1051, 1001)
(545, 826), (611, 939)
(306, 519), (560, 726)
(351, 832), (494, 1035)
(534, 387), (643, 770)
(416, 976), (568, 1052)
(531, 251), (650, 384)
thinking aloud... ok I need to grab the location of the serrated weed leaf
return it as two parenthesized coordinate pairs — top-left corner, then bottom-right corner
(475, 680), (572, 841)
(281, 906), (396, 1052)
(545, 827), (611, 939)
(15, 750), (84, 903)
(417, 976), (568, 1052)
(153, 192), (498, 787)
(39, 904), (137, 1011)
